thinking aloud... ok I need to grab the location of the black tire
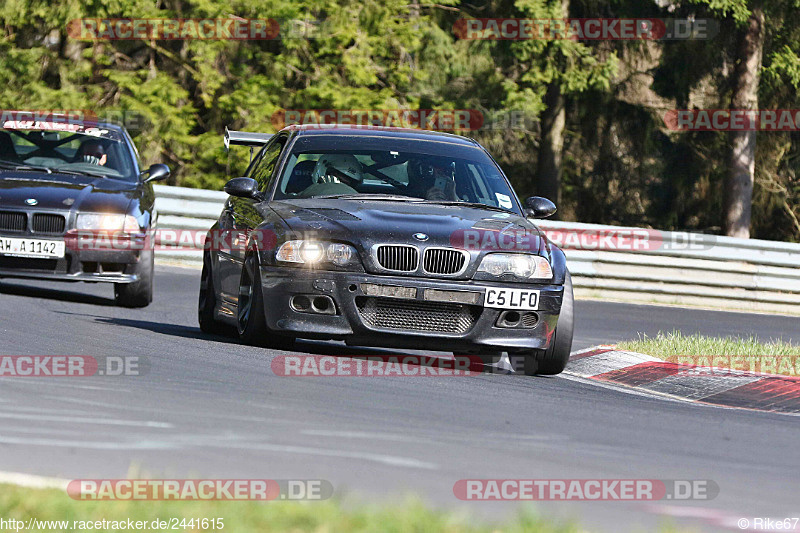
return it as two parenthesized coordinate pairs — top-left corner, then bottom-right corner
(512, 271), (574, 376)
(114, 249), (153, 308)
(530, 270), (574, 375)
(198, 251), (228, 334)
(237, 253), (294, 349)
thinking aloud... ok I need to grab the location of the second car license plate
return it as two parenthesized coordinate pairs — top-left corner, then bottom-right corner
(0, 237), (65, 258)
(483, 288), (539, 310)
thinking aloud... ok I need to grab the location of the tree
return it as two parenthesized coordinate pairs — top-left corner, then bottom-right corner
(724, 4), (764, 238)
(533, 0), (569, 208)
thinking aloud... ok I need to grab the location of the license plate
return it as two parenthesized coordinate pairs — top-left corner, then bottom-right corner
(483, 288), (539, 310)
(0, 237), (65, 258)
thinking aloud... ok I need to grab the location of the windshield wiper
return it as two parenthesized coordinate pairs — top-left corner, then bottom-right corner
(425, 200), (513, 213)
(0, 159), (53, 174)
(315, 194), (424, 201)
(0, 159), (106, 177)
(52, 166), (111, 178)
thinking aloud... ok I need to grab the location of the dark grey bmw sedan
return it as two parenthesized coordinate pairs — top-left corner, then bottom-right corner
(200, 125), (573, 375)
(0, 117), (169, 307)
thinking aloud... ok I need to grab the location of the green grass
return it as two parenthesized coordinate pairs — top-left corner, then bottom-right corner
(618, 331), (800, 376)
(0, 484), (582, 533)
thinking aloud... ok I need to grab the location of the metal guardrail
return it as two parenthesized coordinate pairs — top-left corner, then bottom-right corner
(154, 184), (800, 314)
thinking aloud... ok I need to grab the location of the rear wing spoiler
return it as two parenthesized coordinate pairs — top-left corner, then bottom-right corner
(223, 127), (274, 162)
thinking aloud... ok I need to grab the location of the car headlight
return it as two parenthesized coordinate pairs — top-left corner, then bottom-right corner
(276, 240), (357, 267)
(477, 253), (552, 280)
(76, 213), (140, 232)
(326, 242), (354, 265)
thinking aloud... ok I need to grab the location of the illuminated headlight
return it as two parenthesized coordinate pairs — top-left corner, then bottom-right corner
(477, 253), (552, 280)
(76, 213), (140, 232)
(301, 242), (324, 262)
(276, 240), (357, 266)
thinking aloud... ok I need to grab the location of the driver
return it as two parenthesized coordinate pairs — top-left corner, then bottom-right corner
(300, 154), (364, 197)
(406, 156), (458, 201)
(80, 141), (107, 166)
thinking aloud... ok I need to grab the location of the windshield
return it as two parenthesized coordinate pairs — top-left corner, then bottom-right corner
(0, 125), (136, 181)
(274, 135), (520, 213)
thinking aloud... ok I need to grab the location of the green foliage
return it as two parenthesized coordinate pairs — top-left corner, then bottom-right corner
(684, 0), (751, 24)
(766, 45), (800, 89)
(0, 484), (580, 533)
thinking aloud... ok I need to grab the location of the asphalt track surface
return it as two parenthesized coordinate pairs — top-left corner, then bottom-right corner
(0, 265), (798, 531)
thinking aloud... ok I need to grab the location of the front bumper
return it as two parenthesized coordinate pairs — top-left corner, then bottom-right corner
(259, 266), (564, 352)
(0, 233), (142, 284)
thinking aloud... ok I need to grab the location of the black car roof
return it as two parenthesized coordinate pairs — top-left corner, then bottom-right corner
(84, 120), (128, 133)
(284, 125), (480, 146)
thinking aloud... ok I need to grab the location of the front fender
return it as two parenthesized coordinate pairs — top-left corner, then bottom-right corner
(549, 245), (568, 285)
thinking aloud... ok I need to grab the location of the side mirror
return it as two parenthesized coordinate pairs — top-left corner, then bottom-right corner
(224, 177), (262, 200)
(142, 164), (171, 183)
(524, 196), (557, 219)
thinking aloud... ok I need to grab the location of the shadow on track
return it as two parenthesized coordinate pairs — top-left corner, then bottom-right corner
(94, 316), (240, 343)
(92, 315), (503, 375)
(0, 280), (116, 306)
(290, 340), (505, 376)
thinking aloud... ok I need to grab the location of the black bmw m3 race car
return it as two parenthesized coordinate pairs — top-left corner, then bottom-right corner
(0, 116), (170, 307)
(200, 125), (573, 375)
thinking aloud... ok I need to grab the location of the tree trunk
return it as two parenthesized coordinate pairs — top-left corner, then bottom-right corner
(723, 6), (764, 238)
(535, 82), (566, 208)
(533, 0), (569, 212)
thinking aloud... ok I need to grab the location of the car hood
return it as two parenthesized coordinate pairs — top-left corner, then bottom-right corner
(269, 198), (549, 257)
(0, 172), (138, 213)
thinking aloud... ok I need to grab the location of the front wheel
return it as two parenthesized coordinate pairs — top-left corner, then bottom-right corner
(514, 270), (574, 376)
(237, 253), (294, 349)
(114, 250), (153, 308)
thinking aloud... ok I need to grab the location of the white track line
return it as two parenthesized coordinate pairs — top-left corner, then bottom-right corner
(0, 471), (69, 490)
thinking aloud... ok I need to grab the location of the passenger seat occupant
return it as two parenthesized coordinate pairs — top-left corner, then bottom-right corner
(285, 160), (318, 194)
(300, 154), (364, 197)
(0, 132), (17, 160)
